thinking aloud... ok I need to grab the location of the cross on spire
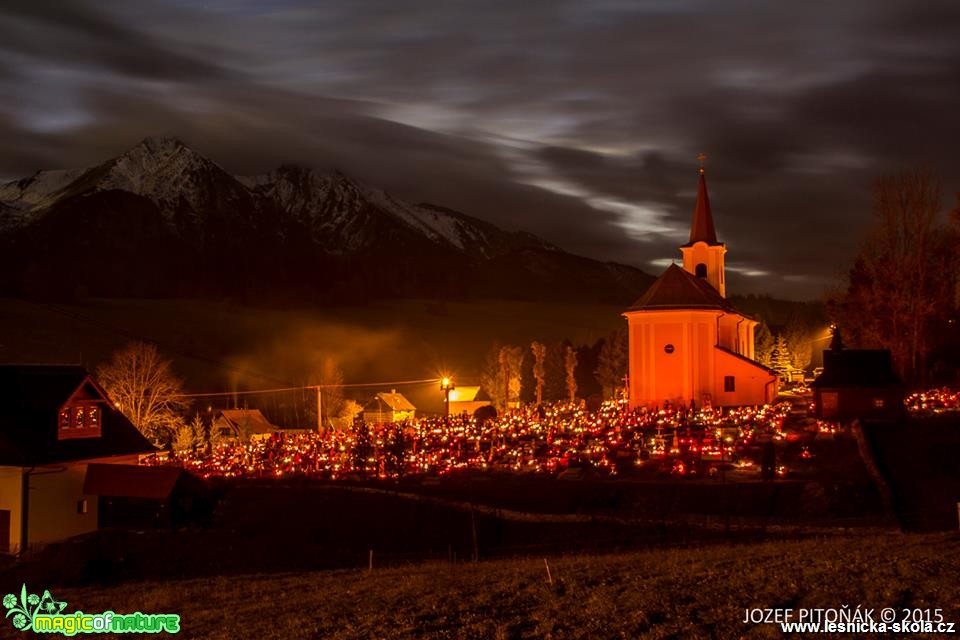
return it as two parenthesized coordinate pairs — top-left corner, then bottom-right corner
(697, 152), (706, 175)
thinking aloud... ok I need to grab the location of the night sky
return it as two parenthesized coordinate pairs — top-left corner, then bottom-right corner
(2, 1), (959, 300)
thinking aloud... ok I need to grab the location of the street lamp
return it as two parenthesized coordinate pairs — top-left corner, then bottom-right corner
(440, 377), (455, 425)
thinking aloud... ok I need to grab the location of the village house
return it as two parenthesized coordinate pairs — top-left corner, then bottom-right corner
(363, 390), (416, 425)
(212, 408), (280, 442)
(447, 385), (491, 416)
(811, 329), (905, 421)
(0, 365), (155, 553)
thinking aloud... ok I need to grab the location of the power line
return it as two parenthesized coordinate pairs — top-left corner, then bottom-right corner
(172, 377), (442, 399)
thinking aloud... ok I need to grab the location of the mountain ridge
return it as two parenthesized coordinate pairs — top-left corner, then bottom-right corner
(0, 136), (654, 304)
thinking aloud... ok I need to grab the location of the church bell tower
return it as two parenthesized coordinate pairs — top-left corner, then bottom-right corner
(679, 154), (727, 297)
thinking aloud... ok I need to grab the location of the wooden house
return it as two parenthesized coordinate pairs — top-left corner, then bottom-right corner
(0, 365), (155, 553)
(811, 344), (905, 421)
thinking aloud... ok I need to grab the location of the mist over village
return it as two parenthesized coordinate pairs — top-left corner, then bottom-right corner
(1, 2), (960, 639)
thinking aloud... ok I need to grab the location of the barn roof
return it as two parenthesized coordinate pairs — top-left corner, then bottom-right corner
(0, 365), (155, 466)
(626, 264), (737, 313)
(715, 346), (779, 376)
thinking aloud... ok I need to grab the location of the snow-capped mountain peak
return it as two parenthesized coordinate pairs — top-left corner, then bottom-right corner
(0, 136), (651, 302)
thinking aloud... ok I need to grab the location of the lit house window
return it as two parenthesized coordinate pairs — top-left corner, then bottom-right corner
(58, 404), (102, 439)
(724, 376), (736, 392)
(873, 398), (885, 409)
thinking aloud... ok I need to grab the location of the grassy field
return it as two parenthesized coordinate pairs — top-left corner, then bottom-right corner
(35, 532), (960, 639)
(8, 480), (857, 589)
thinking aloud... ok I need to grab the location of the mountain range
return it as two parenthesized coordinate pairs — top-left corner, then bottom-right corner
(0, 137), (653, 303)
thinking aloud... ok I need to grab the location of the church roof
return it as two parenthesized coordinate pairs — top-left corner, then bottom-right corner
(715, 346), (780, 376)
(626, 264), (737, 312)
(681, 169), (720, 247)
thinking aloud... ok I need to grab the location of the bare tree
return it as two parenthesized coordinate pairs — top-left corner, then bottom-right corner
(564, 345), (578, 402)
(595, 327), (628, 399)
(832, 168), (956, 382)
(481, 344), (523, 411)
(97, 341), (188, 443)
(500, 345), (523, 410)
(530, 341), (546, 405)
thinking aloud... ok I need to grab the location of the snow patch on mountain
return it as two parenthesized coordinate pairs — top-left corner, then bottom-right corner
(0, 136), (548, 259)
(0, 167), (89, 210)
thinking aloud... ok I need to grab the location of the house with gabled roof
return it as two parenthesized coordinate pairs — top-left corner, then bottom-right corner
(212, 408), (280, 442)
(447, 385), (492, 416)
(362, 390), (416, 425)
(0, 364), (156, 553)
(811, 331), (905, 421)
(623, 164), (779, 409)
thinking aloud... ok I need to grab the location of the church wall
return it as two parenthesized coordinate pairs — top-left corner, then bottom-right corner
(652, 322), (686, 404)
(712, 348), (777, 407)
(625, 310), (722, 409)
(717, 315), (737, 351)
(742, 321), (756, 359)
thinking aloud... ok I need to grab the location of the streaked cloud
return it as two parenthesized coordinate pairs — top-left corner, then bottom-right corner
(0, 0), (958, 299)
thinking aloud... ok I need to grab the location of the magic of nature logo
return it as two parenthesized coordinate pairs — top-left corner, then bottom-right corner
(4, 584), (180, 635)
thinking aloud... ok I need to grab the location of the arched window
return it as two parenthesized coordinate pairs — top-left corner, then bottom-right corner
(695, 263), (707, 278)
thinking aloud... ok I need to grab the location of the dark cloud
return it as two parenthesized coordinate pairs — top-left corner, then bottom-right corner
(0, 0), (234, 80)
(1, 0), (959, 300)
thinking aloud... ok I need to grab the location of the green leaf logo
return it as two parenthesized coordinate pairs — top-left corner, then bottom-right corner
(3, 584), (67, 631)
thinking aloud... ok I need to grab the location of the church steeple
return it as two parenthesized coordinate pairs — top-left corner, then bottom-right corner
(680, 154), (727, 297)
(689, 159), (718, 245)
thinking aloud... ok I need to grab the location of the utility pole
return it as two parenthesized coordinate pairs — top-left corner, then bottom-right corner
(440, 378), (455, 427)
(316, 385), (323, 433)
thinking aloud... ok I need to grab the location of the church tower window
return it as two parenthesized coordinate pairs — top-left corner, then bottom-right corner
(695, 263), (707, 278)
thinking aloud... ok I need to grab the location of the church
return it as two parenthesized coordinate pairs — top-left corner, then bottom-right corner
(624, 163), (778, 409)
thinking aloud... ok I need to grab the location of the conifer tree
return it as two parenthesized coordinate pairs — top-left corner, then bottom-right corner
(770, 335), (793, 379)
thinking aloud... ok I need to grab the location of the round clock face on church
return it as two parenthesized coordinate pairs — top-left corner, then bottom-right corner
(623, 165), (778, 410)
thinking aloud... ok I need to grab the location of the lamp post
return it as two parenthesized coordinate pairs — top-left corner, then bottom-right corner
(440, 377), (455, 426)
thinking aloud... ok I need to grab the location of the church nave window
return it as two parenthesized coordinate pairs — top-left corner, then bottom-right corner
(724, 376), (736, 392)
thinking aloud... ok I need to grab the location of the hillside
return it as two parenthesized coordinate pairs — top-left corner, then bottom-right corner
(0, 137), (653, 304)
(0, 297), (625, 411)
(44, 532), (960, 639)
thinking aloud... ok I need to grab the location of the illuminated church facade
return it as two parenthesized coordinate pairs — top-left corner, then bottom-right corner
(624, 164), (778, 409)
